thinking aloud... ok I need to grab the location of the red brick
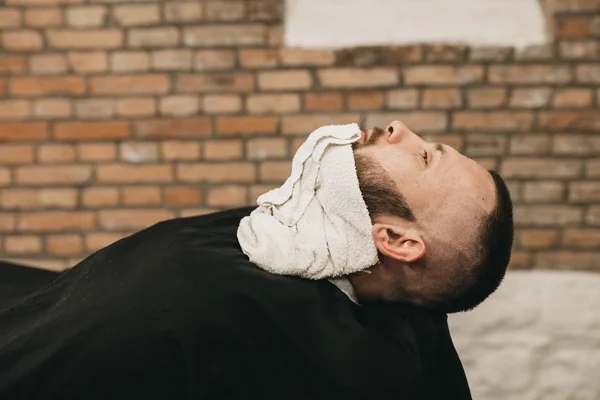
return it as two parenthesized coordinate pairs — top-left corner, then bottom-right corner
(507, 251), (532, 269)
(164, 186), (202, 206)
(159, 95), (199, 117)
(535, 251), (600, 271)
(501, 158), (582, 178)
(68, 51), (108, 73)
(520, 229), (560, 249)
(110, 51), (149, 72)
(304, 93), (343, 112)
(523, 181), (564, 202)
(422, 89), (462, 109)
(489, 65), (571, 84)
(553, 134), (600, 155)
(0, 168), (11, 186)
(563, 229), (600, 248)
(203, 95), (242, 115)
(403, 66), (484, 85)
(247, 0), (282, 21)
(66, 5), (107, 27)
(515, 44), (555, 61)
(85, 232), (125, 252)
(559, 40), (599, 60)
(30, 54), (67, 75)
(16, 165), (91, 185)
(0, 56), (27, 73)
(420, 134), (464, 153)
(509, 88), (553, 108)
(540, 111), (600, 131)
(116, 98), (156, 118)
(0, 100), (30, 120)
(576, 65), (600, 83)
(282, 114), (360, 136)
(7, 0), (83, 4)
(203, 140), (243, 160)
(249, 184), (277, 202)
(97, 164), (172, 183)
(0, 214), (16, 232)
(510, 135), (551, 155)
(90, 74), (169, 95)
(37, 188), (77, 209)
(365, 113), (447, 133)
(206, 186), (247, 208)
(467, 88), (507, 108)
(0, 8), (22, 28)
(0, 189), (35, 209)
(75, 99), (115, 119)
(77, 143), (116, 162)
(128, 27), (179, 48)
(386, 89), (418, 110)
(259, 162), (290, 182)
(465, 134), (506, 156)
(469, 46), (513, 62)
(179, 208), (216, 218)
(556, 17), (591, 38)
(0, 145), (34, 165)
(588, 159), (600, 177)
(334, 47), (386, 67)
(164, 1), (203, 22)
(176, 72), (253, 93)
(82, 187), (119, 207)
(280, 48), (335, 66)
(162, 141), (200, 161)
(24, 7), (61, 27)
(347, 91), (384, 111)
(424, 44), (467, 62)
(134, 118), (212, 139)
(98, 209), (174, 231)
(205, 1), (245, 21)
(113, 4), (160, 26)
(10, 77), (85, 97)
(453, 111), (535, 131)
(0, 122), (48, 141)
(152, 49), (192, 71)
(553, 88), (593, 107)
(247, 138), (287, 160)
(387, 45), (423, 63)
(183, 25), (266, 47)
(33, 98), (68, 120)
(47, 29), (122, 49)
(19, 212), (95, 232)
(247, 94), (300, 114)
(122, 186), (161, 206)
(239, 49), (279, 68)
(258, 70), (313, 91)
(569, 182), (600, 202)
(177, 163), (255, 183)
(268, 25), (283, 47)
(588, 206), (600, 225)
(2, 30), (43, 51)
(216, 117), (278, 135)
(119, 142), (158, 163)
(194, 50), (236, 71)
(55, 121), (130, 141)
(4, 235), (42, 255)
(47, 234), (83, 256)
(514, 205), (583, 226)
(38, 144), (76, 163)
(318, 68), (397, 88)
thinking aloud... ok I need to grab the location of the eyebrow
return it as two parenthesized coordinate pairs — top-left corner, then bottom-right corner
(434, 142), (445, 166)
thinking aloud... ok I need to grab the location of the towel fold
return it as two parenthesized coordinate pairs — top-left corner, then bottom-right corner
(237, 123), (379, 280)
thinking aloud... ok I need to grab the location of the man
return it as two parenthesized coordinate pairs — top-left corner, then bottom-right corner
(0, 120), (513, 399)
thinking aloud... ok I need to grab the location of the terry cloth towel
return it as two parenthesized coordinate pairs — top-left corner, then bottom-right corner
(237, 123), (379, 280)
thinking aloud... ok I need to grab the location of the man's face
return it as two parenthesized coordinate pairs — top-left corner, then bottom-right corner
(354, 120), (496, 287)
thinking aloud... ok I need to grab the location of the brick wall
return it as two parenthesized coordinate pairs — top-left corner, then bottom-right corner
(0, 0), (598, 271)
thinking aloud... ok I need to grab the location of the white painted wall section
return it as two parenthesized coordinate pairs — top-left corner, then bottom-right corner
(285, 0), (548, 49)
(449, 271), (600, 400)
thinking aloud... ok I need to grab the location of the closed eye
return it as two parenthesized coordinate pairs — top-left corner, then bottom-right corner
(422, 150), (429, 165)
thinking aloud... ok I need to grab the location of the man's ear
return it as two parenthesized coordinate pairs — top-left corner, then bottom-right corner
(371, 223), (425, 264)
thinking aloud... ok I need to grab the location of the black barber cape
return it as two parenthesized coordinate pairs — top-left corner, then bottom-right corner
(0, 207), (471, 400)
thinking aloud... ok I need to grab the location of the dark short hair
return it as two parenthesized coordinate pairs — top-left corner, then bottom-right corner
(354, 151), (514, 313)
(437, 170), (514, 313)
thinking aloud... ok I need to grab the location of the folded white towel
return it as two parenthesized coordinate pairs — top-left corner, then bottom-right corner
(237, 123), (379, 280)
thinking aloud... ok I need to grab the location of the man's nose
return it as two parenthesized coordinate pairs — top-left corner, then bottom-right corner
(384, 120), (410, 144)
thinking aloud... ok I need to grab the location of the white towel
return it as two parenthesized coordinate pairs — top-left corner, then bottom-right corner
(236, 123), (379, 280)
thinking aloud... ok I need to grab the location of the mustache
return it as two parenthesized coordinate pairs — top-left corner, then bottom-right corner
(364, 126), (385, 146)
